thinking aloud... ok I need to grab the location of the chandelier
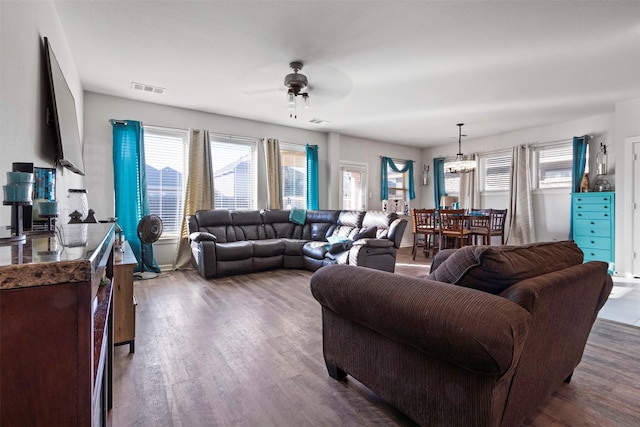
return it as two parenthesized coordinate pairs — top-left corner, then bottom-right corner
(447, 123), (476, 173)
(284, 61), (310, 119)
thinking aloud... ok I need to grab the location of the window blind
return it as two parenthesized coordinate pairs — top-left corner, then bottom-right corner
(482, 153), (511, 191)
(533, 143), (573, 188)
(210, 138), (256, 209)
(143, 126), (187, 237)
(281, 149), (307, 209)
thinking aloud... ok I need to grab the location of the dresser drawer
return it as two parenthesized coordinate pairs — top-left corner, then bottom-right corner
(574, 219), (611, 236)
(582, 248), (612, 263)
(573, 210), (613, 221)
(574, 235), (611, 250)
(572, 194), (613, 205)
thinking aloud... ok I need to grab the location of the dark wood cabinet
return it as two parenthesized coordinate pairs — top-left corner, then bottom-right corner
(0, 223), (115, 426)
(114, 240), (138, 353)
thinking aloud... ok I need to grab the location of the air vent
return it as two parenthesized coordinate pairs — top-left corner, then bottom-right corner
(309, 118), (329, 124)
(131, 82), (165, 94)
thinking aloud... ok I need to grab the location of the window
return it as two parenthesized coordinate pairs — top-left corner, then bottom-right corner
(144, 126), (187, 238)
(532, 142), (583, 189)
(280, 147), (307, 209)
(210, 136), (257, 209)
(443, 161), (460, 195)
(385, 160), (409, 214)
(480, 152), (512, 192)
(340, 163), (367, 210)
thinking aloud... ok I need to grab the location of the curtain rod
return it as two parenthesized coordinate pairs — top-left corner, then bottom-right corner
(109, 119), (137, 126)
(471, 135), (595, 157)
(380, 156), (414, 163)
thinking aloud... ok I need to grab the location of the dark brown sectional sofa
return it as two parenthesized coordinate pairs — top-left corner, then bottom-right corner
(187, 209), (407, 278)
(311, 240), (613, 426)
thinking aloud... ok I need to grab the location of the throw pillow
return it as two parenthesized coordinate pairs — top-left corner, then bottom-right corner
(427, 240), (584, 295)
(353, 226), (377, 240)
(289, 207), (306, 225)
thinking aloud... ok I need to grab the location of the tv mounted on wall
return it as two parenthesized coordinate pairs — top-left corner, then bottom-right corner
(44, 36), (85, 176)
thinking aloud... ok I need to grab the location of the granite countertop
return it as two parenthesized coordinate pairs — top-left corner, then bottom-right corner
(0, 223), (114, 290)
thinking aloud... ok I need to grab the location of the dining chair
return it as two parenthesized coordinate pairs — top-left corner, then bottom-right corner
(411, 208), (439, 259)
(439, 209), (472, 249)
(469, 208), (493, 245)
(490, 209), (508, 245)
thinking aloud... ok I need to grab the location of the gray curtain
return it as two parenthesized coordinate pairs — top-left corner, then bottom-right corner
(264, 138), (283, 209)
(507, 145), (535, 245)
(173, 129), (215, 270)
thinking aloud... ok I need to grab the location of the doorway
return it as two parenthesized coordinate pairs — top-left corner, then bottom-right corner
(633, 141), (640, 277)
(340, 163), (367, 211)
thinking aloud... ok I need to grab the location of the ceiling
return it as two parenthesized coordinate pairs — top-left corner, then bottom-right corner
(53, 1), (640, 148)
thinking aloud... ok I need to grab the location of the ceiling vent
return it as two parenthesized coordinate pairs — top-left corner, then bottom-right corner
(131, 82), (164, 94)
(309, 118), (329, 125)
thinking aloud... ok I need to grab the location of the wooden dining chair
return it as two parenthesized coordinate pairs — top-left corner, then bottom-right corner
(469, 208), (493, 245)
(411, 208), (439, 259)
(439, 209), (472, 249)
(490, 209), (508, 245)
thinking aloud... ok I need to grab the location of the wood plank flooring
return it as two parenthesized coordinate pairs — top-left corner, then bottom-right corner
(113, 248), (640, 426)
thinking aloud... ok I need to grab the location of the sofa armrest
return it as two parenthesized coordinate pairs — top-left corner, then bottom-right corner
(352, 238), (394, 248)
(387, 218), (408, 249)
(190, 239), (218, 278)
(189, 231), (217, 242)
(311, 264), (531, 376)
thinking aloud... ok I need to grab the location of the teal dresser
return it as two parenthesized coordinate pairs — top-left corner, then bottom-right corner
(572, 192), (615, 272)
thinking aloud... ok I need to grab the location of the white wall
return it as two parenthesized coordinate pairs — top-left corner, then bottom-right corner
(0, 0), (84, 226)
(613, 98), (640, 277)
(420, 109), (640, 276)
(83, 92), (421, 265)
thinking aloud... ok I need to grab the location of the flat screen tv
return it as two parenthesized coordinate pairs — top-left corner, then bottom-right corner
(44, 37), (85, 175)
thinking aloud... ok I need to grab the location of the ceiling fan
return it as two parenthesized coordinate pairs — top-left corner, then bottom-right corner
(284, 61), (309, 118)
(241, 61), (352, 114)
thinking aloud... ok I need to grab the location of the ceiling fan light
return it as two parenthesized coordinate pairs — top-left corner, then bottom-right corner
(284, 62), (310, 119)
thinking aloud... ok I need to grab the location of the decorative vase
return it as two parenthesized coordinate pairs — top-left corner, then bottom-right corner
(63, 189), (88, 223)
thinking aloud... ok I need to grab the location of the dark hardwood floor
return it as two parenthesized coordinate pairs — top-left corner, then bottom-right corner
(113, 248), (640, 426)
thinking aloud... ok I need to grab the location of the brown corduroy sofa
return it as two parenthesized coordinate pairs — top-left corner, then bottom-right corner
(310, 240), (613, 427)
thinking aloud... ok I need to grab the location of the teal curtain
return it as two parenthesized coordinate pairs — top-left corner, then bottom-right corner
(306, 144), (319, 210)
(380, 157), (416, 200)
(569, 135), (589, 239)
(433, 158), (446, 209)
(112, 120), (160, 274)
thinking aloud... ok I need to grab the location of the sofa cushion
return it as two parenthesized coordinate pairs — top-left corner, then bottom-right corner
(337, 210), (365, 228)
(281, 239), (307, 256)
(215, 241), (254, 261)
(310, 222), (333, 241)
(328, 241), (354, 254)
(251, 239), (285, 257)
(289, 208), (306, 225)
(427, 240), (584, 295)
(303, 241), (330, 260)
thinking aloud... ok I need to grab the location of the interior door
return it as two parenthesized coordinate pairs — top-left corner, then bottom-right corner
(633, 142), (640, 277)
